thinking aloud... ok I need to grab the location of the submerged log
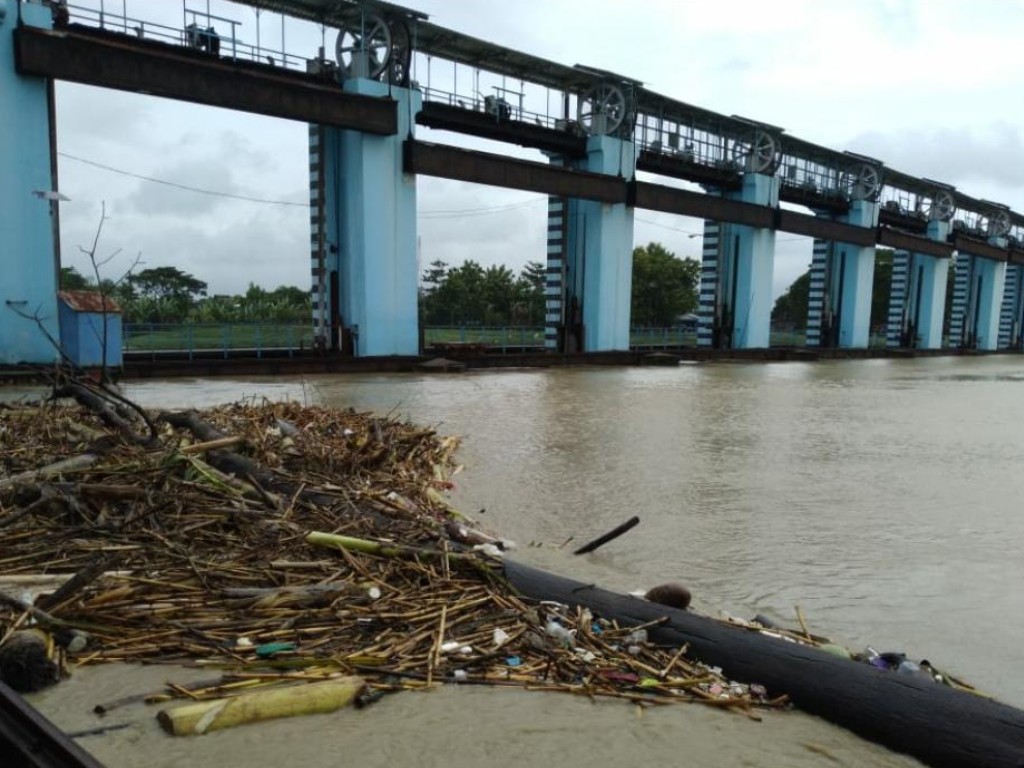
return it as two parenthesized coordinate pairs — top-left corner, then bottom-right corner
(503, 560), (1024, 768)
(156, 676), (365, 736)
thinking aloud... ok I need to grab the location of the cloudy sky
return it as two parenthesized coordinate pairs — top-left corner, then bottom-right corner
(52, 0), (1024, 299)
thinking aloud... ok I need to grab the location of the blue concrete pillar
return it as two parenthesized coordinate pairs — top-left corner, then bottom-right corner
(948, 247), (1006, 350)
(997, 264), (1023, 350)
(805, 200), (879, 348)
(697, 174), (778, 348)
(884, 220), (950, 349)
(309, 80), (421, 356)
(0, 1), (60, 365)
(555, 136), (635, 352)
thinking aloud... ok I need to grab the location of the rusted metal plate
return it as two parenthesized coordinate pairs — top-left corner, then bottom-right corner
(58, 290), (122, 314)
(15, 26), (396, 134)
(878, 228), (954, 258)
(405, 141), (627, 203)
(952, 232), (1008, 262)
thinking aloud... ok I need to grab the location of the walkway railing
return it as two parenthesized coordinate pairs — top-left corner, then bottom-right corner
(123, 323), (894, 359)
(424, 326), (545, 352)
(124, 323), (315, 359)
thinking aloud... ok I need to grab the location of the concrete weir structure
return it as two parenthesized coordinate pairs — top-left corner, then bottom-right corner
(0, 0), (58, 366)
(698, 172), (779, 349)
(310, 80), (421, 357)
(886, 219), (951, 350)
(9, 0), (1024, 364)
(805, 199), (880, 349)
(551, 135), (635, 352)
(949, 213), (1012, 351)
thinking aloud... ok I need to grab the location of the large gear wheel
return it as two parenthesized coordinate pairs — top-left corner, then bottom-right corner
(577, 83), (627, 136)
(730, 130), (779, 174)
(986, 209), (1011, 239)
(336, 12), (392, 80)
(848, 163), (882, 202)
(927, 190), (956, 222)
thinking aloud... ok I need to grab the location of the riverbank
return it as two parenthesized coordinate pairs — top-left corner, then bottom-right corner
(0, 343), (997, 385)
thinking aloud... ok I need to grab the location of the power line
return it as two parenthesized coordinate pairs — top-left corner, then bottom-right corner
(418, 197), (545, 218)
(58, 151), (308, 207)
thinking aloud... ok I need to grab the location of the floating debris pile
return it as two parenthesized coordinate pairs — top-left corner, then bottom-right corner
(0, 389), (785, 734)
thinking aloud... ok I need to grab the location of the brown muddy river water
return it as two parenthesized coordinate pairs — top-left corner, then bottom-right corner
(11, 356), (1024, 767)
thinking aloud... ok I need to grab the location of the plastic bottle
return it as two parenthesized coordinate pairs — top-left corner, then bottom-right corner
(545, 620), (575, 648)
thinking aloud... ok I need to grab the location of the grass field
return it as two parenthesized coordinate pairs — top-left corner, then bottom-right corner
(124, 324), (888, 353)
(124, 324), (315, 352)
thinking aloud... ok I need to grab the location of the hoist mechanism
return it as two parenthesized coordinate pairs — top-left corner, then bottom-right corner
(335, 11), (411, 86)
(985, 209), (1011, 239)
(730, 130), (779, 174)
(577, 82), (630, 137)
(847, 162), (882, 202)
(927, 190), (956, 222)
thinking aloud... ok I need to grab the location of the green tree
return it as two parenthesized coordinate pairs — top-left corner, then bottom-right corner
(59, 266), (90, 290)
(630, 242), (699, 326)
(771, 247), (896, 333)
(772, 270), (810, 329)
(513, 261), (546, 325)
(870, 249), (893, 331)
(125, 266), (207, 322)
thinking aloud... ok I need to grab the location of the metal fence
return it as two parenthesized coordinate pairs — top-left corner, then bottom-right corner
(124, 323), (315, 358)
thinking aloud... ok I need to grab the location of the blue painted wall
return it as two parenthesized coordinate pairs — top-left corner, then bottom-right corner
(973, 251), (1006, 351)
(58, 302), (123, 369)
(712, 173), (778, 349)
(0, 0), (59, 365)
(577, 136), (635, 352)
(325, 79), (421, 356)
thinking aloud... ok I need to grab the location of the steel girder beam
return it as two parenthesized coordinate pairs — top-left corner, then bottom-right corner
(878, 228), (954, 259)
(14, 26), (396, 134)
(404, 141), (627, 203)
(631, 182), (773, 228)
(776, 210), (876, 246)
(951, 233), (1008, 262)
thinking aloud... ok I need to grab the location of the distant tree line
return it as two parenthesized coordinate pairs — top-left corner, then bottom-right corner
(771, 248), (956, 332)
(59, 240), (703, 328)
(420, 244), (701, 327)
(60, 265), (310, 324)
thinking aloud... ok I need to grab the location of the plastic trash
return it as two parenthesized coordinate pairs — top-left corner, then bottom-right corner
(255, 641), (296, 657)
(492, 627), (510, 648)
(897, 660), (921, 675)
(505, 656), (522, 667)
(545, 620), (575, 648)
(451, 669), (468, 682)
(624, 628), (648, 644)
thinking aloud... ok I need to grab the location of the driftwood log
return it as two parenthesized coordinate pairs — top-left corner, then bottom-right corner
(503, 560), (1024, 768)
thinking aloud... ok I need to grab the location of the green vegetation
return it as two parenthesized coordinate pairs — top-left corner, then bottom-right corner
(631, 242), (700, 326)
(772, 248), (896, 330)
(61, 239), (701, 352)
(60, 266), (311, 325)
